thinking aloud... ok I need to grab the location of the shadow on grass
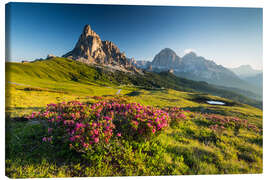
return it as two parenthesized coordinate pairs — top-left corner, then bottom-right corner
(125, 91), (142, 97)
(5, 116), (85, 177)
(181, 106), (228, 115)
(6, 107), (45, 119)
(165, 144), (223, 174)
(6, 107), (44, 111)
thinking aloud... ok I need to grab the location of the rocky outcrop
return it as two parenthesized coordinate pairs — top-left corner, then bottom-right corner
(47, 54), (56, 59)
(63, 25), (136, 72)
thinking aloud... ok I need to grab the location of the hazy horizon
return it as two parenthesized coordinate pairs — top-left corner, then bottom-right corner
(6, 3), (262, 70)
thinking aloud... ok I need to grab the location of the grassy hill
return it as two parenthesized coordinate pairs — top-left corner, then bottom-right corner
(6, 57), (262, 109)
(5, 57), (263, 177)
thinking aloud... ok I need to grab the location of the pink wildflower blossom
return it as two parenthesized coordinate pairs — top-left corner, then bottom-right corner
(94, 137), (99, 143)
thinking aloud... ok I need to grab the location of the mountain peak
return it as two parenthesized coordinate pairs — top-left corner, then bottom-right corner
(83, 24), (91, 33)
(152, 48), (181, 68)
(157, 48), (178, 56)
(82, 24), (99, 38)
(183, 51), (197, 58)
(161, 48), (175, 52)
(62, 25), (139, 72)
(238, 64), (253, 70)
(232, 65), (262, 72)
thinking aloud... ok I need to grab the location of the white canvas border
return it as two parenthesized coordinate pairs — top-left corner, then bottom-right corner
(0, 0), (268, 180)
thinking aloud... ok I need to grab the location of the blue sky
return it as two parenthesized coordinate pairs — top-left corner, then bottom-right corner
(6, 3), (262, 69)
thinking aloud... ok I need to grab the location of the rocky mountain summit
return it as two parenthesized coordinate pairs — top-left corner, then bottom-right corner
(63, 25), (139, 73)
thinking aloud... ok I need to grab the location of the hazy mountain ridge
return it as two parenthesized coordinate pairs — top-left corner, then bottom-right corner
(134, 48), (261, 98)
(243, 73), (263, 91)
(230, 65), (262, 94)
(230, 65), (262, 78)
(137, 48), (240, 82)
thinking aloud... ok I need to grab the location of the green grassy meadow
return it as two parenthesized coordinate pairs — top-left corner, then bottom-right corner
(5, 58), (263, 177)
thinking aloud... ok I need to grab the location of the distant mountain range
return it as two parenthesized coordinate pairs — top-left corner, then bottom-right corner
(243, 73), (263, 90)
(229, 65), (262, 95)
(133, 48), (261, 99)
(229, 65), (262, 78)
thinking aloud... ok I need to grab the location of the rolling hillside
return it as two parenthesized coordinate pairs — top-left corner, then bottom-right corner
(6, 57), (262, 109)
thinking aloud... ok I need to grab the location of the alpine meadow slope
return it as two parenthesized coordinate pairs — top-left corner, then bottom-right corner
(6, 57), (262, 109)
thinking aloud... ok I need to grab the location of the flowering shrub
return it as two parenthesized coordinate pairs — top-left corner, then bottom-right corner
(92, 96), (104, 101)
(28, 100), (170, 153)
(92, 96), (129, 104)
(203, 114), (261, 133)
(162, 107), (190, 127)
(209, 124), (225, 136)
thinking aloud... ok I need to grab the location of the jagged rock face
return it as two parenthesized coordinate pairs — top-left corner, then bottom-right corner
(102, 40), (130, 66)
(151, 48), (181, 69)
(63, 25), (133, 70)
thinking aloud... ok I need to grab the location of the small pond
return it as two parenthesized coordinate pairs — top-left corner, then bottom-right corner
(206, 100), (226, 105)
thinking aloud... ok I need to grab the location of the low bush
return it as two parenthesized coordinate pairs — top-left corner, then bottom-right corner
(28, 100), (170, 154)
(203, 114), (261, 135)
